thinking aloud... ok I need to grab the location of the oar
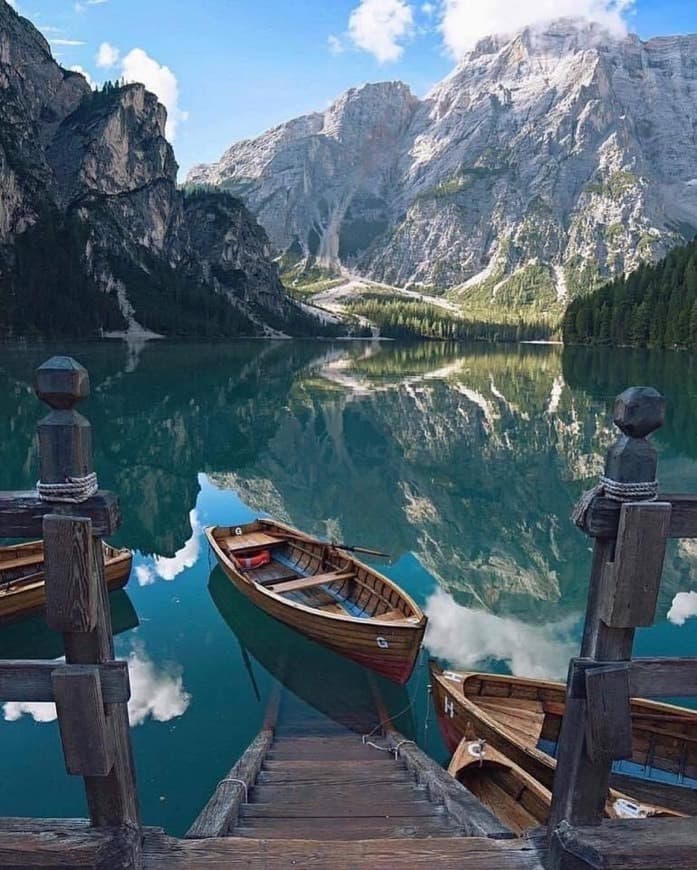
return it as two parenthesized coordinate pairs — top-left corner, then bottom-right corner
(330, 542), (391, 558)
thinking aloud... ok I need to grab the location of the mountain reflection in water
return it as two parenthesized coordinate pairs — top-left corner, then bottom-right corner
(1, 338), (696, 833)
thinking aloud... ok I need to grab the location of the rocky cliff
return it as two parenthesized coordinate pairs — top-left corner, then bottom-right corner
(189, 18), (697, 311)
(0, 0), (316, 338)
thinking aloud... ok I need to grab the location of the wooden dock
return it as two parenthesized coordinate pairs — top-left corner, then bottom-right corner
(1, 360), (697, 868)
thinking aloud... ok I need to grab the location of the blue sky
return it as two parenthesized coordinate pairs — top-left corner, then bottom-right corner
(12, 0), (697, 179)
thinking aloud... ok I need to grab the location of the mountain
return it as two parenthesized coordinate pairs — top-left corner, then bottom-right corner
(0, 1), (322, 338)
(188, 19), (697, 314)
(563, 237), (697, 348)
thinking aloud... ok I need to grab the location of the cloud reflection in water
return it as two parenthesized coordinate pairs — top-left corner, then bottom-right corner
(135, 508), (201, 585)
(424, 588), (579, 681)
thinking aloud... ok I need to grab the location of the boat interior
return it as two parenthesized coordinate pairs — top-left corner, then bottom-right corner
(213, 523), (417, 622)
(461, 673), (697, 790)
(455, 759), (548, 835)
(0, 541), (123, 591)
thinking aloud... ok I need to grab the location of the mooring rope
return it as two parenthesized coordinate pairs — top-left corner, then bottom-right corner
(572, 474), (658, 529)
(217, 777), (248, 803)
(37, 472), (99, 504)
(362, 644), (426, 752)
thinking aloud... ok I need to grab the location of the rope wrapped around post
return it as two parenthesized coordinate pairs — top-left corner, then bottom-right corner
(37, 472), (99, 504)
(572, 474), (658, 529)
(571, 387), (664, 530)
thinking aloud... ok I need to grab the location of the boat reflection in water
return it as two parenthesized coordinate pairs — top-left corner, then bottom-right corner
(0, 589), (139, 660)
(208, 569), (416, 739)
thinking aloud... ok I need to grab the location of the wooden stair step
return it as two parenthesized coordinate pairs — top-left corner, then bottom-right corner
(266, 748), (397, 761)
(144, 832), (546, 868)
(250, 784), (428, 805)
(239, 801), (441, 819)
(233, 816), (463, 839)
(257, 770), (409, 786)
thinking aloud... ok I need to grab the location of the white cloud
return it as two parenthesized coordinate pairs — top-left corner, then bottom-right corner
(70, 65), (96, 89)
(134, 509), (201, 585)
(668, 591), (697, 626)
(424, 588), (579, 680)
(126, 646), (191, 727)
(50, 39), (86, 46)
(348, 0), (414, 63)
(328, 34), (345, 55)
(2, 646), (191, 728)
(439, 0), (635, 58)
(3, 700), (56, 722)
(421, 2), (435, 14)
(75, 0), (109, 12)
(121, 48), (188, 141)
(96, 41), (120, 68)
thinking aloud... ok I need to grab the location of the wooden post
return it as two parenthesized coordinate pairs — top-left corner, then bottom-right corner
(35, 358), (141, 846)
(549, 387), (667, 834)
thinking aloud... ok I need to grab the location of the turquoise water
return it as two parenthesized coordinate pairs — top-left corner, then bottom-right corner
(0, 339), (696, 834)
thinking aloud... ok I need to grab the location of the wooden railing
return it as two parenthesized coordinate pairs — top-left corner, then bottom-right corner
(548, 387), (697, 867)
(0, 357), (141, 869)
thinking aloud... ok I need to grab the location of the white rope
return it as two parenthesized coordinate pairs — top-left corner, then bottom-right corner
(217, 777), (248, 803)
(37, 472), (98, 504)
(391, 738), (415, 760)
(572, 474), (658, 529)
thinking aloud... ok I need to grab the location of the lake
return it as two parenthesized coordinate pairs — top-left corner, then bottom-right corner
(1, 338), (696, 835)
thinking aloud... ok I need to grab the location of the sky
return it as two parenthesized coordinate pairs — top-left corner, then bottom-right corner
(10, 0), (697, 179)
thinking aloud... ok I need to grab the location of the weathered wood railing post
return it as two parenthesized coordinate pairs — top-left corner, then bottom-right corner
(549, 387), (671, 837)
(35, 358), (141, 847)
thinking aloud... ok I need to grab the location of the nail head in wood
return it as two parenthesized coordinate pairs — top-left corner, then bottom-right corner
(35, 357), (90, 410)
(52, 666), (115, 777)
(613, 387), (665, 439)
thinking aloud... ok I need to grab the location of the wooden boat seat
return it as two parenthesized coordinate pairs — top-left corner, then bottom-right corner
(223, 532), (285, 553)
(0, 553), (42, 572)
(376, 609), (407, 621)
(268, 571), (353, 595)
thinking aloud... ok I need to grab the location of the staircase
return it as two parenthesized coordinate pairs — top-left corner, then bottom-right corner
(232, 710), (462, 840)
(161, 698), (546, 868)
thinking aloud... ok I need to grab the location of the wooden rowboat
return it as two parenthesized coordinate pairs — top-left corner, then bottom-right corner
(449, 736), (677, 832)
(449, 738), (552, 834)
(431, 663), (697, 817)
(206, 519), (426, 684)
(0, 540), (132, 623)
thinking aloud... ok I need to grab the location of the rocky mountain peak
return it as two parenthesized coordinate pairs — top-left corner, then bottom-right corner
(189, 17), (697, 310)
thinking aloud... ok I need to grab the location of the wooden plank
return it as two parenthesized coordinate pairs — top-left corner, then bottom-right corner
(53, 666), (115, 777)
(233, 817), (460, 839)
(598, 503), (670, 628)
(0, 491), (121, 539)
(239, 801), (439, 818)
(585, 494), (697, 540)
(0, 824), (141, 869)
(144, 832), (545, 869)
(0, 660), (130, 703)
(551, 817), (697, 869)
(268, 571), (353, 594)
(584, 666), (633, 763)
(43, 515), (97, 632)
(382, 730), (515, 839)
(609, 774), (697, 816)
(569, 657), (697, 700)
(224, 532), (284, 552)
(186, 729), (274, 838)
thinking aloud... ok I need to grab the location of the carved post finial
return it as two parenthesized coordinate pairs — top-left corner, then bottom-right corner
(613, 387), (665, 439)
(35, 356), (90, 410)
(34, 357), (93, 486)
(605, 387), (665, 484)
